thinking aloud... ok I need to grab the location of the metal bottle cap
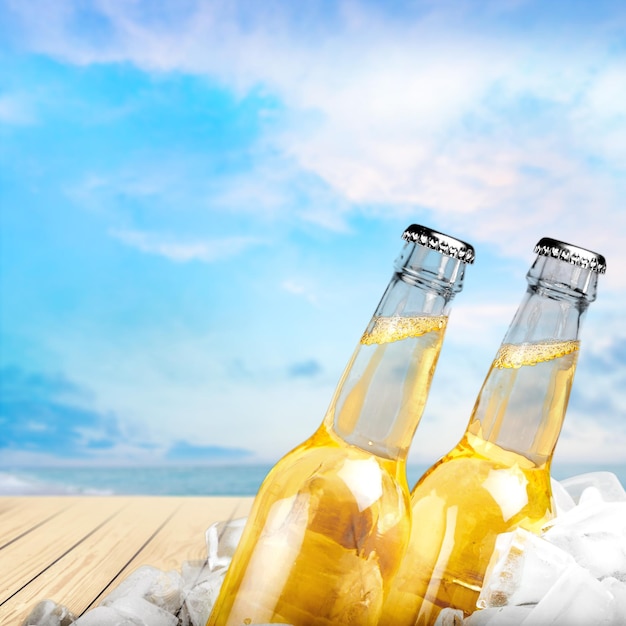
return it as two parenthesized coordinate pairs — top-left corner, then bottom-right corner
(534, 237), (607, 274)
(402, 224), (475, 264)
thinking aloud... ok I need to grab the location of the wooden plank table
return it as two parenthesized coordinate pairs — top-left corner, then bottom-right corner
(0, 496), (253, 626)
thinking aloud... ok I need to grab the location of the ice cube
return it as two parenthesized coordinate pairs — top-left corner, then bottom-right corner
(519, 563), (615, 626)
(559, 472), (626, 505)
(542, 500), (626, 580)
(601, 577), (626, 622)
(176, 603), (192, 626)
(21, 600), (76, 626)
(73, 606), (140, 625)
(550, 478), (576, 515)
(105, 596), (178, 626)
(101, 565), (183, 615)
(182, 582), (215, 626)
(478, 528), (575, 608)
(433, 607), (465, 625)
(465, 606), (534, 625)
(178, 557), (232, 625)
(206, 517), (247, 571)
(181, 560), (211, 587)
(183, 571), (230, 626)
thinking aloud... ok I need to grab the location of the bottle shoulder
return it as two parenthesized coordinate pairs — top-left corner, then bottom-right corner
(410, 434), (553, 530)
(253, 427), (409, 521)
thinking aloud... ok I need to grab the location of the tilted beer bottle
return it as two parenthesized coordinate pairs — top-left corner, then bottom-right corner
(380, 237), (606, 626)
(207, 225), (475, 626)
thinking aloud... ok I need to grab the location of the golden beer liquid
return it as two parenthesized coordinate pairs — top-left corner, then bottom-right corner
(208, 316), (447, 626)
(380, 340), (579, 626)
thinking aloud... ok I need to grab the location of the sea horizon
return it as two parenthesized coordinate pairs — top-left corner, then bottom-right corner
(1, 461), (625, 497)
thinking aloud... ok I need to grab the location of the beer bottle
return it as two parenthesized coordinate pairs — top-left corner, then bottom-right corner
(380, 237), (606, 626)
(207, 224), (475, 626)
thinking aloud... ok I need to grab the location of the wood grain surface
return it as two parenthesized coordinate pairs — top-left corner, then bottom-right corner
(0, 496), (253, 625)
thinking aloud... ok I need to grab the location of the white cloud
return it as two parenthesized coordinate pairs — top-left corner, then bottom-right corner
(281, 279), (319, 306)
(9, 1), (624, 276)
(557, 416), (626, 464)
(577, 61), (626, 120)
(110, 228), (262, 262)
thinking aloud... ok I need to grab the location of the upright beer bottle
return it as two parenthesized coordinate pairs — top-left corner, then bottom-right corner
(207, 225), (475, 626)
(380, 237), (606, 626)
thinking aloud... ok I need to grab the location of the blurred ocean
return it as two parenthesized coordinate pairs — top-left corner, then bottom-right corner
(1, 462), (625, 496)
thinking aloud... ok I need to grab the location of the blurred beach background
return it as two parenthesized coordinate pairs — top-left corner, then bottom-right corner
(2, 464), (626, 497)
(1, 0), (625, 495)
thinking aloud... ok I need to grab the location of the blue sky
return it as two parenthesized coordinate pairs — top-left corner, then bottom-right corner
(1, 0), (625, 468)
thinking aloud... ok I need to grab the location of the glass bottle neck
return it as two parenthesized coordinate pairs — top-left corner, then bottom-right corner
(323, 257), (463, 462)
(504, 286), (589, 348)
(467, 258), (598, 466)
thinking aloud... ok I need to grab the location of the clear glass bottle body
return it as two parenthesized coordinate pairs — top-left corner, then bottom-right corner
(207, 226), (473, 626)
(380, 241), (605, 626)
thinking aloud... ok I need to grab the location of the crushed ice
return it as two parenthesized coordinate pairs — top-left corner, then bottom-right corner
(22, 474), (626, 626)
(437, 471), (626, 626)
